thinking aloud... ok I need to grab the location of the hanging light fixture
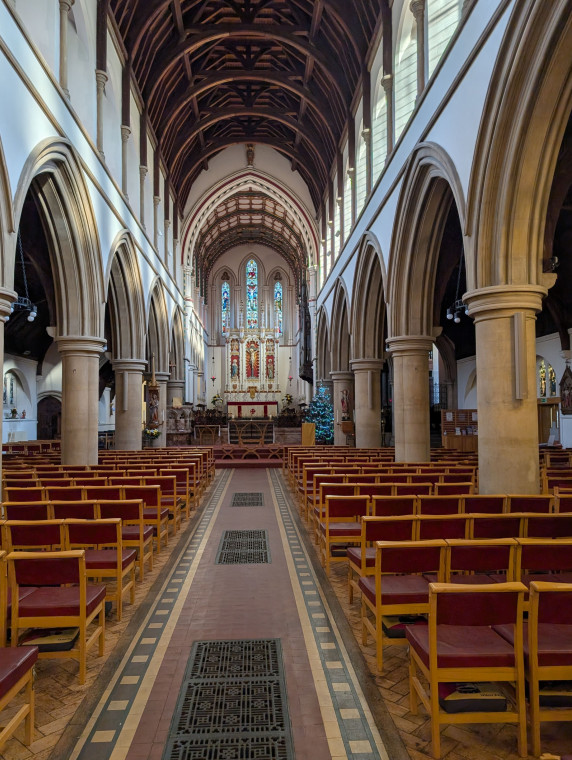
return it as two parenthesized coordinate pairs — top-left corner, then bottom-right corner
(288, 356), (293, 385)
(211, 354), (216, 385)
(7, 230), (38, 322)
(445, 251), (467, 326)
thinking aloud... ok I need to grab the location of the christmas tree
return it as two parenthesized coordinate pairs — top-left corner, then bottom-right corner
(303, 383), (334, 444)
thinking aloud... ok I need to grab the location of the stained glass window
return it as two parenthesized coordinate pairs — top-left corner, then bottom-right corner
(246, 259), (258, 329)
(221, 280), (230, 334)
(274, 280), (283, 335)
(539, 359), (547, 397)
(549, 365), (557, 396)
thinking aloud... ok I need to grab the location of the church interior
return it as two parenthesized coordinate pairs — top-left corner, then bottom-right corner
(0, 1), (571, 759)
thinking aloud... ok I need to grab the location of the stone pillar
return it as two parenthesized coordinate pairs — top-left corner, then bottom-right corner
(112, 359), (145, 450)
(121, 125), (131, 198)
(351, 359), (384, 448)
(387, 336), (433, 462)
(167, 380), (185, 407)
(139, 165), (147, 228)
(164, 218), (171, 262)
(95, 69), (108, 160)
(382, 74), (394, 157)
(58, 0), (74, 98)
(153, 195), (161, 249)
(156, 372), (169, 446)
(0, 289), (16, 476)
(410, 0), (426, 99)
(465, 285), (546, 494)
(331, 371), (355, 446)
(56, 336), (106, 465)
(347, 167), (356, 230)
(363, 128), (372, 196)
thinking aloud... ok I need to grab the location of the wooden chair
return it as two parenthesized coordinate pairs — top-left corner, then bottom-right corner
(64, 519), (136, 620)
(142, 475), (181, 534)
(417, 495), (462, 515)
(514, 538), (572, 592)
(444, 538), (517, 584)
(2, 520), (66, 552)
(318, 495), (369, 575)
(470, 513), (523, 539)
(7, 550), (106, 684)
(98, 500), (154, 579)
(417, 514), (468, 541)
(463, 494), (506, 514)
(123, 485), (169, 552)
(159, 469), (190, 519)
(370, 495), (417, 517)
(347, 516), (417, 603)
(407, 582), (527, 758)
(433, 482), (474, 496)
(2, 502), (53, 521)
(0, 556), (37, 751)
(360, 539), (447, 671)
(51, 500), (98, 519)
(3, 487), (46, 504)
(524, 513), (572, 538)
(507, 495), (554, 514)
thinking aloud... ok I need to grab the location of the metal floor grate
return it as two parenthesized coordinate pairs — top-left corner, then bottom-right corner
(231, 492), (265, 507)
(216, 529), (270, 564)
(163, 639), (293, 760)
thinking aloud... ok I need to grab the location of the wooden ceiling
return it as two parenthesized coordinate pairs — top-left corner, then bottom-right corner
(109, 0), (384, 210)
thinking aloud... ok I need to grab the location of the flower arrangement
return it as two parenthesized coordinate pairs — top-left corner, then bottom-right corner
(282, 393), (293, 406)
(211, 393), (223, 407)
(143, 427), (161, 439)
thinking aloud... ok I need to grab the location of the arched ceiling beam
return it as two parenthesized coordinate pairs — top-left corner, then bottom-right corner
(178, 137), (322, 206)
(127, 0), (366, 67)
(160, 71), (337, 147)
(145, 27), (349, 108)
(170, 108), (329, 182)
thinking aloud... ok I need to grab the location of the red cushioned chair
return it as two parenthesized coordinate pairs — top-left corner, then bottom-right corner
(515, 538), (572, 594)
(407, 582), (527, 759)
(98, 499), (153, 580)
(65, 519), (136, 620)
(495, 581), (572, 756)
(123, 485), (169, 552)
(360, 539), (447, 672)
(7, 550), (106, 684)
(347, 516), (416, 603)
(444, 538), (517, 584)
(319, 495), (368, 575)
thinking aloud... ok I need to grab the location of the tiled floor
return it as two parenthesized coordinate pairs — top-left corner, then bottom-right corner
(2, 467), (572, 760)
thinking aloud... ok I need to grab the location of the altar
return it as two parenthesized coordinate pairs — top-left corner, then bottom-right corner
(227, 400), (278, 419)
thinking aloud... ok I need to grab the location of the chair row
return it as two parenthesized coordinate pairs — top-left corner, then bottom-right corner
(1, 499), (153, 579)
(407, 579), (572, 758)
(1, 518), (138, 621)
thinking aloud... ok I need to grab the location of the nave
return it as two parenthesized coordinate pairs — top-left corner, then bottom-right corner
(6, 467), (572, 760)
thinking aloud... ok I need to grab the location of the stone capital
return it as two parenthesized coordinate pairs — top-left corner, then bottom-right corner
(95, 69), (108, 88)
(154, 371), (170, 384)
(56, 335), (107, 357)
(59, 0), (74, 12)
(410, 0), (425, 19)
(112, 358), (147, 374)
(385, 335), (433, 356)
(121, 124), (131, 142)
(153, 195), (161, 208)
(464, 285), (547, 323)
(0, 288), (17, 319)
(350, 358), (385, 373)
(381, 73), (393, 93)
(139, 165), (148, 178)
(330, 370), (354, 382)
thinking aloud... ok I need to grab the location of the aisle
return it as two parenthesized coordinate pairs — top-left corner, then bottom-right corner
(66, 469), (388, 760)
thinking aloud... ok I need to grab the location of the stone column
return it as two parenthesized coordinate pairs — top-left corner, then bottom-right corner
(167, 380), (185, 406)
(58, 0), (74, 98)
(156, 372), (169, 446)
(112, 359), (145, 450)
(164, 218), (171, 263)
(153, 195), (161, 249)
(331, 371), (355, 446)
(0, 289), (16, 476)
(120, 125), (131, 198)
(56, 336), (106, 465)
(351, 359), (384, 448)
(95, 69), (108, 160)
(465, 285), (546, 494)
(347, 167), (356, 230)
(387, 336), (433, 462)
(139, 166), (147, 229)
(363, 128), (372, 196)
(382, 74), (394, 156)
(410, 0), (426, 99)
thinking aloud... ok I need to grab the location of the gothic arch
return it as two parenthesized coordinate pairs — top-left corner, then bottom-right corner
(351, 233), (387, 360)
(467, 0), (572, 290)
(13, 138), (104, 338)
(316, 307), (331, 382)
(147, 280), (170, 374)
(106, 231), (146, 361)
(169, 307), (185, 382)
(387, 142), (466, 339)
(330, 279), (351, 372)
(0, 136), (15, 291)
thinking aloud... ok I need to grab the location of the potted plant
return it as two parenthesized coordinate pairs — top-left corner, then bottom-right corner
(143, 427), (161, 446)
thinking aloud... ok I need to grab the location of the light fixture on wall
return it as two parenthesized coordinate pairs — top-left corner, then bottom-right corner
(7, 230), (38, 322)
(445, 251), (469, 324)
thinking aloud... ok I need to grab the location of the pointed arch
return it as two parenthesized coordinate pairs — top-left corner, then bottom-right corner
(147, 280), (170, 373)
(330, 279), (351, 372)
(467, 0), (572, 291)
(106, 231), (146, 361)
(351, 233), (387, 360)
(170, 307), (185, 382)
(388, 142), (466, 339)
(13, 138), (104, 338)
(316, 307), (331, 383)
